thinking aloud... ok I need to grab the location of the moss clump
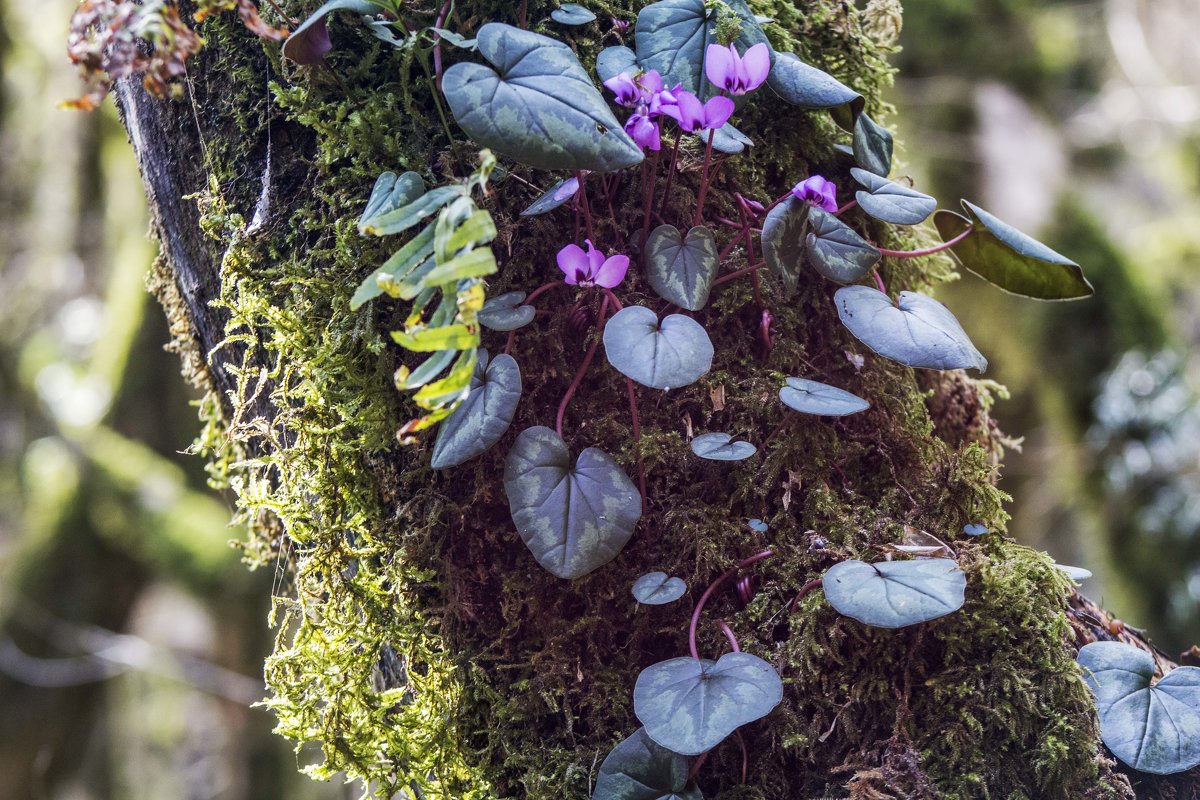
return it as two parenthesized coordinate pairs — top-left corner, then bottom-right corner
(151, 1), (1128, 797)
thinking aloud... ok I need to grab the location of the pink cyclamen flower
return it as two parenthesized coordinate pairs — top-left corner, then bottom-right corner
(625, 113), (661, 151)
(557, 240), (630, 288)
(661, 90), (734, 133)
(791, 175), (838, 213)
(604, 69), (671, 110)
(705, 42), (770, 96)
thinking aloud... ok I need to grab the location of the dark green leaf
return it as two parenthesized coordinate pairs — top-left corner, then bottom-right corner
(603, 306), (714, 390)
(634, 653), (783, 755)
(443, 24), (643, 172)
(779, 377), (869, 416)
(645, 225), (718, 311)
(431, 351), (522, 468)
(761, 197), (808, 296)
(933, 202), (1093, 300)
(804, 208), (880, 283)
(689, 432), (756, 461)
(282, 0), (384, 65)
(767, 52), (863, 118)
(503, 426), (642, 579)
(634, 0), (770, 98)
(851, 168), (935, 226)
(852, 112), (892, 177)
(478, 290), (536, 331)
(631, 573), (688, 605)
(552, 3), (597, 25)
(823, 558), (967, 628)
(521, 176), (580, 217)
(835, 286), (987, 372)
(593, 728), (701, 800)
(1077, 642), (1200, 775)
(596, 46), (639, 83)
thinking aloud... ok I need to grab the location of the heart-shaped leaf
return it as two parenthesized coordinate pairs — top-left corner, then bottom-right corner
(779, 377), (869, 416)
(634, 652), (784, 755)
(593, 728), (702, 800)
(646, 225), (719, 311)
(962, 523), (988, 537)
(689, 432), (757, 461)
(443, 23), (643, 172)
(704, 122), (752, 154)
(282, 0), (384, 65)
(552, 3), (597, 25)
(804, 208), (880, 283)
(603, 306), (714, 390)
(597, 45), (639, 82)
(478, 290), (536, 331)
(503, 426), (642, 579)
(1077, 641), (1200, 775)
(632, 572), (688, 605)
(934, 201), (1093, 300)
(762, 197), (808, 296)
(767, 52), (863, 117)
(430, 351), (522, 468)
(748, 519), (769, 532)
(851, 168), (936, 225)
(835, 286), (987, 372)
(823, 558), (967, 628)
(634, 0), (770, 98)
(521, 176), (580, 217)
(852, 112), (892, 177)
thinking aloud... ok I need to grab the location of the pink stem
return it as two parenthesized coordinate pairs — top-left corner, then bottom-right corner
(688, 550), (774, 660)
(693, 128), (716, 227)
(525, 280), (567, 305)
(600, 286), (624, 311)
(872, 269), (887, 294)
(626, 378), (647, 513)
(734, 729), (749, 784)
(878, 225), (974, 258)
(711, 262), (764, 288)
(641, 147), (662, 254)
(687, 750), (711, 783)
(432, 0), (451, 91)
(716, 620), (741, 652)
(577, 171), (595, 243)
(504, 330), (515, 355)
(556, 295), (610, 437)
(789, 578), (824, 612)
(763, 189), (793, 216)
(834, 199), (858, 216)
(660, 132), (682, 212)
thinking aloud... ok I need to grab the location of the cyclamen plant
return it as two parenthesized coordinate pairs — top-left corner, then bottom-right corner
(278, 0), (1200, 791)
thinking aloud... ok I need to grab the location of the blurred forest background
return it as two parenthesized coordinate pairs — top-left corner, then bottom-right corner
(0, 0), (1197, 797)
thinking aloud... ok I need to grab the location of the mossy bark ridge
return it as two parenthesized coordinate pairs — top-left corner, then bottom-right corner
(115, 0), (1195, 797)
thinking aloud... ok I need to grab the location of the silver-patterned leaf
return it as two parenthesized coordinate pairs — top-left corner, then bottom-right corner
(689, 432), (756, 461)
(779, 377), (869, 416)
(430, 351), (522, 468)
(603, 306), (713, 390)
(804, 208), (880, 284)
(761, 197), (808, 296)
(645, 225), (718, 311)
(593, 728), (701, 800)
(851, 168), (936, 226)
(823, 558), (966, 628)
(631, 572), (688, 605)
(634, 653), (783, 755)
(443, 24), (643, 172)
(478, 291), (536, 331)
(503, 426), (642, 579)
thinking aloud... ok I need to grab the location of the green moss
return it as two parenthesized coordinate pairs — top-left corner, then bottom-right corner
(156, 1), (1129, 798)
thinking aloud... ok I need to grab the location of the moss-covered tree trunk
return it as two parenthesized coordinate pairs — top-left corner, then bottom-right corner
(112, 1), (1196, 797)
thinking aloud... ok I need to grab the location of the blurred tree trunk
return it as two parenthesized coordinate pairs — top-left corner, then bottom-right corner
(111, 1), (1198, 798)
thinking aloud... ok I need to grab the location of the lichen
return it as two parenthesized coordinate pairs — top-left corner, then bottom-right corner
(149, 1), (1129, 797)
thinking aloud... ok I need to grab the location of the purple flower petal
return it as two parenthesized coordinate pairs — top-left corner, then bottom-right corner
(593, 254), (630, 288)
(625, 113), (661, 151)
(741, 43), (771, 92)
(666, 91), (704, 133)
(702, 96), (735, 131)
(557, 243), (589, 285)
(705, 43), (735, 93)
(603, 73), (640, 107)
(639, 69), (665, 95)
(584, 239), (606, 274)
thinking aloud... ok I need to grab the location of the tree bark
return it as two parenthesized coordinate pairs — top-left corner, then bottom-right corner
(112, 2), (1197, 798)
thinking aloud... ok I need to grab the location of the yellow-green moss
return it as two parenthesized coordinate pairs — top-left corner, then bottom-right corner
(161, 1), (1126, 798)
